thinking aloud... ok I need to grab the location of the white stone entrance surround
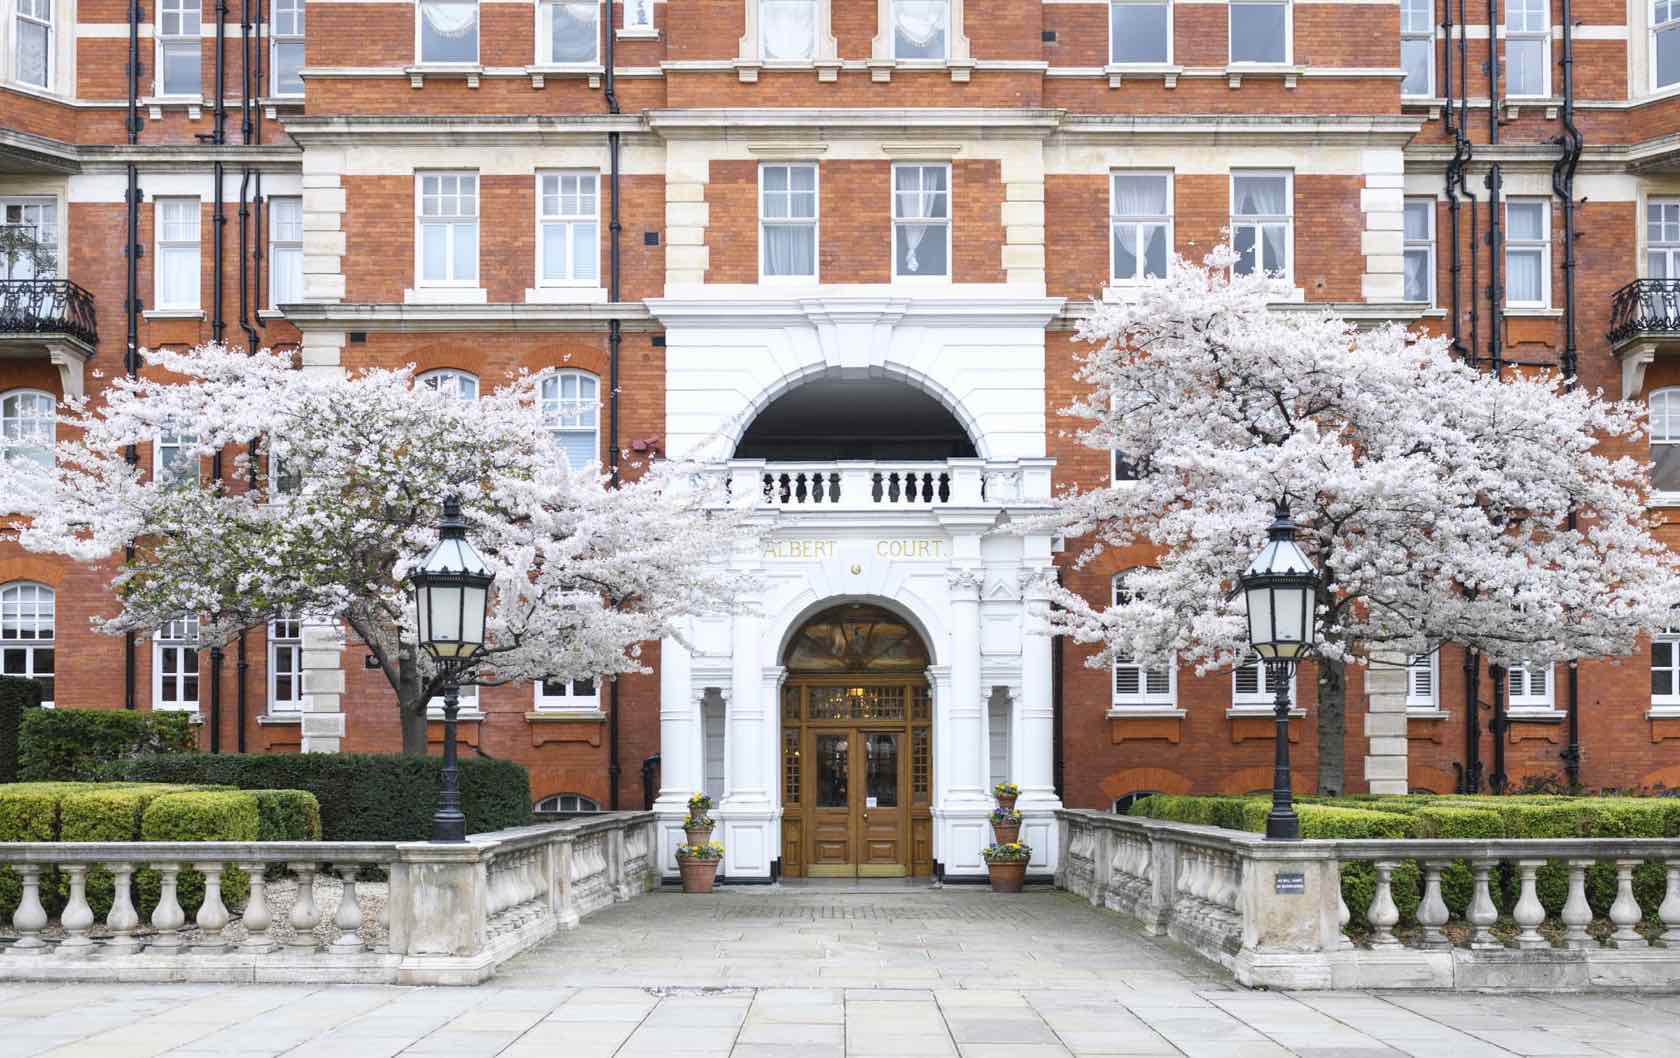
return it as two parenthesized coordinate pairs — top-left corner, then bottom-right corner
(647, 288), (1066, 881)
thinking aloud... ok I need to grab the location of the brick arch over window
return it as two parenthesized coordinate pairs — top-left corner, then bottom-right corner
(1098, 767), (1193, 802)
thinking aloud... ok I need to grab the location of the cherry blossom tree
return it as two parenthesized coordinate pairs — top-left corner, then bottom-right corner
(1047, 246), (1680, 793)
(0, 343), (753, 754)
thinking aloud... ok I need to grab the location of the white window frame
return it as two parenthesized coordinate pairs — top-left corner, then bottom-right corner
(541, 369), (600, 471)
(0, 196), (58, 280)
(267, 613), (303, 713)
(268, 196), (303, 310)
(892, 0), (950, 61)
(415, 172), (479, 288)
(1109, 576), (1175, 709)
(156, 0), (203, 98)
(14, 0), (52, 90)
(760, 0), (818, 61)
(271, 0), (305, 96)
(419, 367), (480, 401)
(1505, 662), (1553, 712)
(1108, 0), (1172, 66)
(540, 0), (602, 66)
(1655, 0), (1680, 93)
(1402, 197), (1435, 305)
(1230, 170), (1293, 283)
(1406, 653), (1438, 711)
(1648, 197), (1680, 279)
(1, 388), (55, 468)
(154, 197), (202, 311)
(1232, 656), (1296, 710)
(154, 617), (201, 712)
(427, 681), (479, 717)
(1227, 0), (1290, 66)
(1399, 0), (1433, 97)
(1504, 197), (1550, 309)
(535, 793), (600, 812)
(267, 435), (301, 496)
(0, 581), (54, 708)
(891, 162), (951, 282)
(622, 0), (653, 34)
(759, 162), (820, 282)
(534, 676), (601, 713)
(1654, 629), (1680, 711)
(416, 0), (480, 65)
(1110, 171), (1172, 285)
(536, 170), (600, 286)
(1649, 388), (1680, 503)
(1504, 0), (1549, 98)
(154, 428), (200, 483)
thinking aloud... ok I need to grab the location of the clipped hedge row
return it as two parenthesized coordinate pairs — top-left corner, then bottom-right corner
(1127, 792), (1680, 928)
(103, 752), (530, 841)
(0, 676), (44, 784)
(19, 708), (196, 782)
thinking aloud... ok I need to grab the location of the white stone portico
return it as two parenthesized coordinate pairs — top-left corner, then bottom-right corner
(647, 287), (1066, 881)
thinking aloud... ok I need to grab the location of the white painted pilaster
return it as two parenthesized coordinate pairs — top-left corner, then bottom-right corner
(1014, 562), (1062, 872)
(654, 632), (697, 872)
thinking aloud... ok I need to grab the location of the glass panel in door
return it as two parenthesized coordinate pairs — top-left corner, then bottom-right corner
(858, 731), (906, 875)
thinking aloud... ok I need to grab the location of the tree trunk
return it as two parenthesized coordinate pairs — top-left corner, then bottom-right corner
(397, 651), (429, 756)
(1316, 657), (1347, 796)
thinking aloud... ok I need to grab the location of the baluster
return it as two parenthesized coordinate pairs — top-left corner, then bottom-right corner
(827, 471), (841, 504)
(151, 862), (187, 951)
(9, 864), (48, 953)
(1608, 859), (1648, 949)
(240, 863), (277, 953)
(759, 472), (773, 502)
(1467, 860), (1501, 950)
(332, 866), (364, 952)
(289, 862), (322, 949)
(1659, 859), (1680, 947)
(811, 473), (826, 503)
(871, 471), (884, 503)
(1218, 854), (1241, 919)
(1366, 861), (1401, 948)
(1417, 861), (1451, 950)
(777, 473), (792, 504)
(1560, 860), (1595, 950)
(937, 472), (950, 502)
(889, 472), (902, 502)
(376, 889), (391, 953)
(192, 862), (231, 952)
(104, 862), (142, 954)
(1336, 872), (1354, 950)
(55, 863), (95, 953)
(1512, 859), (1548, 950)
(795, 473), (809, 503)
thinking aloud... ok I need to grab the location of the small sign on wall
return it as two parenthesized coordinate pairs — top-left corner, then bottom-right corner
(1274, 871), (1306, 895)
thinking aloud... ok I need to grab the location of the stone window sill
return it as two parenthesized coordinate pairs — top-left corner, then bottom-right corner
(257, 713), (302, 725)
(528, 64), (604, 89)
(405, 64), (483, 89)
(404, 286), (489, 305)
(1507, 708), (1565, 722)
(1646, 707), (1680, 719)
(1106, 707), (1185, 719)
(143, 308), (205, 320)
(527, 710), (607, 722)
(1224, 63), (1303, 89)
(426, 708), (485, 722)
(1105, 63), (1183, 88)
(1405, 708), (1450, 720)
(1227, 707), (1307, 719)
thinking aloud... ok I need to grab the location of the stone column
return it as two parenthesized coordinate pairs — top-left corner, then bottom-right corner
(762, 665), (786, 874)
(1363, 652), (1411, 795)
(1014, 566), (1063, 871)
(938, 564), (991, 878)
(719, 609), (775, 879)
(653, 632), (696, 872)
(299, 618), (346, 753)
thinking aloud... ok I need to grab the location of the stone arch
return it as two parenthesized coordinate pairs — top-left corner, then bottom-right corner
(767, 590), (946, 671)
(725, 365), (991, 461)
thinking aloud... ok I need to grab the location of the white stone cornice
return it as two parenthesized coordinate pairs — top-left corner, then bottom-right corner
(279, 115), (647, 147)
(277, 301), (657, 333)
(643, 107), (1064, 136)
(1055, 114), (1424, 146)
(645, 289), (1064, 331)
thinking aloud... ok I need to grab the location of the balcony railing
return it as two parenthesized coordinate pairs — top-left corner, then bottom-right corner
(1608, 278), (1680, 347)
(0, 278), (98, 348)
(712, 458), (1054, 511)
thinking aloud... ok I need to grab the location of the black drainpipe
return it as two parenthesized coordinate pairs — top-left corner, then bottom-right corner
(1484, 0), (1502, 379)
(1460, 0), (1479, 368)
(1461, 646), (1481, 793)
(123, 0), (143, 710)
(605, 12), (624, 810)
(1489, 663), (1508, 793)
(1442, 0), (1467, 358)
(1553, 0), (1584, 788)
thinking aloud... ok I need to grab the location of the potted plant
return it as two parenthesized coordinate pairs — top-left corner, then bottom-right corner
(982, 841), (1031, 893)
(989, 807), (1022, 844)
(676, 841), (724, 893)
(992, 782), (1020, 814)
(684, 792), (715, 845)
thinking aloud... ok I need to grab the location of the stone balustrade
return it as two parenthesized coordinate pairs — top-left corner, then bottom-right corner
(710, 458), (1054, 511)
(1058, 809), (1680, 991)
(1, 811), (657, 985)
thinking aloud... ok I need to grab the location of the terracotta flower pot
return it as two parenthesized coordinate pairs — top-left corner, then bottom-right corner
(684, 825), (714, 846)
(991, 822), (1021, 845)
(995, 793), (1018, 813)
(986, 859), (1027, 893)
(679, 857), (720, 894)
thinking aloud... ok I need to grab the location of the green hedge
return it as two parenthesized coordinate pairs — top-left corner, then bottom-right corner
(0, 676), (44, 784)
(19, 709), (196, 782)
(135, 791), (260, 916)
(104, 752), (530, 841)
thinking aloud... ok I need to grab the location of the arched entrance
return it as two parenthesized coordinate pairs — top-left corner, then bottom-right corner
(780, 602), (934, 878)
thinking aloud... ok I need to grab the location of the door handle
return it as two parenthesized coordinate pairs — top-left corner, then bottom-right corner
(862, 812), (869, 820)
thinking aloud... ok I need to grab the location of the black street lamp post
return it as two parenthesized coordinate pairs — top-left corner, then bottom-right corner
(410, 495), (493, 844)
(1236, 501), (1321, 841)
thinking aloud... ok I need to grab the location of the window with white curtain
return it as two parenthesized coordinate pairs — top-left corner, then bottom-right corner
(15, 0), (51, 89)
(538, 171), (599, 283)
(418, 0), (479, 63)
(1110, 172), (1170, 283)
(1505, 0), (1548, 97)
(623, 0), (652, 32)
(535, 677), (598, 712)
(1, 389), (54, 468)
(155, 197), (201, 310)
(894, 0), (948, 60)
(1, 198), (57, 279)
(1649, 389), (1680, 495)
(1649, 198), (1680, 278)
(269, 612), (303, 712)
(1231, 172), (1290, 280)
(1504, 198), (1549, 308)
(761, 163), (818, 280)
(272, 0), (304, 95)
(1402, 198), (1434, 304)
(1233, 656), (1293, 708)
(1406, 653), (1437, 710)
(1229, 0), (1287, 64)
(1111, 577), (1174, 707)
(547, 1), (600, 63)
(763, 0), (818, 60)
(1400, 0), (1432, 96)
(541, 370), (600, 471)
(1658, 0), (1680, 91)
(419, 368), (479, 401)
(154, 428), (200, 482)
(0, 582), (54, 707)
(1506, 662), (1552, 711)
(155, 617), (201, 711)
(269, 197), (303, 308)
(268, 436), (302, 494)
(1110, 0), (1169, 64)
(157, 0), (203, 96)
(1654, 630), (1680, 707)
(893, 163), (950, 279)
(417, 172), (478, 285)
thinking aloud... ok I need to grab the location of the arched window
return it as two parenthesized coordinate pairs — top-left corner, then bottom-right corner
(418, 368), (479, 401)
(534, 793), (599, 814)
(1, 390), (54, 467)
(1111, 574), (1174, 708)
(1112, 790), (1159, 815)
(1650, 389), (1680, 497)
(0, 582), (54, 707)
(540, 370), (599, 471)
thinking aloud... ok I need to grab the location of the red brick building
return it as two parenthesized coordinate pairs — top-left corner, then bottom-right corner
(1, 0), (1678, 880)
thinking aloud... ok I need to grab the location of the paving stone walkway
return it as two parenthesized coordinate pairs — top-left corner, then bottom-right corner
(2, 883), (1676, 1057)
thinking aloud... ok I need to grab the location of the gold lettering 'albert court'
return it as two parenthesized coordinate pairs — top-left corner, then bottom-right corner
(763, 539), (837, 560)
(876, 539), (945, 559)
(760, 539), (948, 560)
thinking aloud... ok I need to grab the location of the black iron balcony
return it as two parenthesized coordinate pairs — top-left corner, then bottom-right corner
(1608, 279), (1680, 348)
(0, 278), (97, 348)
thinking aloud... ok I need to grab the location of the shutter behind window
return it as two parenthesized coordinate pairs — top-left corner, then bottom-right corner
(1144, 667), (1171, 697)
(1408, 656), (1433, 700)
(1235, 662), (1260, 697)
(1114, 662), (1142, 697)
